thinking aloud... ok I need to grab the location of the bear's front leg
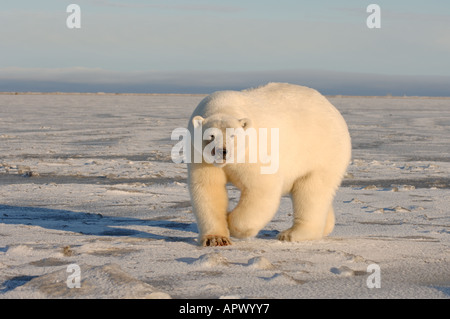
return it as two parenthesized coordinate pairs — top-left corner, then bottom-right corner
(228, 183), (282, 239)
(188, 164), (231, 247)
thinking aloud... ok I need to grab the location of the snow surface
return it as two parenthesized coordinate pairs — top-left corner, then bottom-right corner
(0, 93), (449, 299)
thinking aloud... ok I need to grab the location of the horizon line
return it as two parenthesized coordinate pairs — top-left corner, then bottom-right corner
(2, 91), (450, 99)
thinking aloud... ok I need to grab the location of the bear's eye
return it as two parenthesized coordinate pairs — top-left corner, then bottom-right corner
(209, 134), (215, 140)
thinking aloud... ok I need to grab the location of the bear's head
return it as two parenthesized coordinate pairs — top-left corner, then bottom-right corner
(191, 114), (252, 167)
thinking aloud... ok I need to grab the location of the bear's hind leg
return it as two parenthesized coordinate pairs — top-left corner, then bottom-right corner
(278, 173), (337, 242)
(323, 206), (335, 236)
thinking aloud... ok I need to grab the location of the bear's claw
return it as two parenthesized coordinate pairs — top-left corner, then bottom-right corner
(202, 235), (232, 247)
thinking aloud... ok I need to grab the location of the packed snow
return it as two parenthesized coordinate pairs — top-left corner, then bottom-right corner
(0, 93), (449, 298)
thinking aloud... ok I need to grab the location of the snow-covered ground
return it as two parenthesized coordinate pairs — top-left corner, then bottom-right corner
(0, 93), (449, 298)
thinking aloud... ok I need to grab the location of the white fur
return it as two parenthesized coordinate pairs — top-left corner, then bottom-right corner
(187, 83), (351, 247)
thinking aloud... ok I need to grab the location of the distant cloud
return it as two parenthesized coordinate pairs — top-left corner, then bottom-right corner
(1, 67), (449, 96)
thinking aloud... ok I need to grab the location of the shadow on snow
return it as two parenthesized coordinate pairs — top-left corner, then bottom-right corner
(0, 204), (198, 245)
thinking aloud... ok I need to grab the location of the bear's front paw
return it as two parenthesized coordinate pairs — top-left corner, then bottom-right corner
(201, 235), (232, 247)
(277, 227), (323, 242)
(227, 214), (259, 239)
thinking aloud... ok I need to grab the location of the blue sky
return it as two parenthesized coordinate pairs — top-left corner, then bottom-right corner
(1, 0), (450, 94)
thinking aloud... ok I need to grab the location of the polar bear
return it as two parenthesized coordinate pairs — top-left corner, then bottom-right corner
(187, 83), (351, 247)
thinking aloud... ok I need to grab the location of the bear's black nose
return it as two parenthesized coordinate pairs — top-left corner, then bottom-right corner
(217, 148), (227, 159)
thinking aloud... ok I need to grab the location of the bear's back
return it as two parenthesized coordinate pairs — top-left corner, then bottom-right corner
(197, 83), (323, 116)
(244, 82), (319, 99)
(191, 82), (343, 133)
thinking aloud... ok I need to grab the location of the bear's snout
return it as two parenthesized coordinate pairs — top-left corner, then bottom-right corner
(216, 148), (228, 160)
(211, 147), (228, 160)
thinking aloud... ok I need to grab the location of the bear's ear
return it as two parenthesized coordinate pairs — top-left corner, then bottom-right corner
(239, 118), (252, 130)
(192, 116), (205, 129)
